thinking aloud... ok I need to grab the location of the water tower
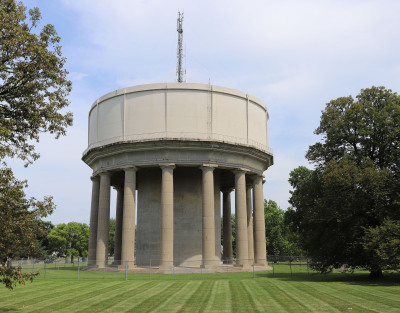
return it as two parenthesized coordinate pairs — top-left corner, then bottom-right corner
(82, 13), (273, 271)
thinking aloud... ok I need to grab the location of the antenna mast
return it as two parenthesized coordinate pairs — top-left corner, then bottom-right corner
(176, 11), (185, 83)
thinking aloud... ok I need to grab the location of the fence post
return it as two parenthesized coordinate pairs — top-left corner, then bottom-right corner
(57, 264), (59, 279)
(253, 262), (255, 279)
(272, 261), (275, 277)
(227, 265), (229, 280)
(103, 267), (105, 279)
(290, 257), (292, 276)
(44, 262), (46, 279)
(125, 260), (128, 281)
(149, 259), (151, 280)
(307, 257), (309, 275)
(173, 266), (175, 280)
(78, 258), (80, 280)
(201, 266), (203, 280)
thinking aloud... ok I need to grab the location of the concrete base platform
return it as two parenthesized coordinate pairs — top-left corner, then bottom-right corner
(84, 264), (272, 274)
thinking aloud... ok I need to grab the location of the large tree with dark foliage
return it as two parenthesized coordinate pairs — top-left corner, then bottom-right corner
(0, 0), (72, 289)
(289, 86), (400, 278)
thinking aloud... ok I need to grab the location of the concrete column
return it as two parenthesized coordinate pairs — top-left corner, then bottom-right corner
(113, 186), (124, 265)
(253, 175), (267, 266)
(201, 165), (216, 267)
(246, 184), (254, 264)
(88, 176), (100, 266)
(121, 168), (137, 269)
(222, 189), (233, 264)
(234, 170), (249, 267)
(96, 172), (111, 268)
(160, 164), (175, 269)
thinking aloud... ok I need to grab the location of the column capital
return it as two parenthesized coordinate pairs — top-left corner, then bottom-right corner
(90, 175), (99, 182)
(159, 163), (175, 170)
(251, 174), (264, 183)
(99, 171), (111, 177)
(232, 168), (250, 175)
(122, 166), (137, 173)
(221, 187), (234, 194)
(200, 163), (218, 170)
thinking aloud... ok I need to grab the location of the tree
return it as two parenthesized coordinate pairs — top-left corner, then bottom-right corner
(48, 222), (89, 263)
(0, 167), (54, 288)
(362, 219), (400, 272)
(108, 218), (116, 256)
(0, 0), (72, 288)
(0, 0), (72, 164)
(289, 86), (400, 278)
(12, 220), (54, 259)
(264, 200), (303, 256)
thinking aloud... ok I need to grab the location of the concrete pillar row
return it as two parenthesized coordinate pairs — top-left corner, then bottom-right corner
(234, 170), (249, 268)
(96, 172), (111, 268)
(222, 189), (233, 264)
(88, 176), (100, 266)
(121, 168), (137, 269)
(200, 165), (217, 267)
(253, 175), (267, 266)
(113, 186), (124, 265)
(160, 164), (175, 269)
(246, 184), (254, 264)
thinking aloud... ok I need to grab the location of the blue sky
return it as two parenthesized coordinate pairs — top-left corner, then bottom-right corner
(9, 0), (400, 224)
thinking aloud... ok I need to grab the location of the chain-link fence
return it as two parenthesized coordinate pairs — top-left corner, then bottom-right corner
(9, 256), (350, 280)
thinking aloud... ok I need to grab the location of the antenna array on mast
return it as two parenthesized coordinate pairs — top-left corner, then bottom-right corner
(176, 11), (185, 83)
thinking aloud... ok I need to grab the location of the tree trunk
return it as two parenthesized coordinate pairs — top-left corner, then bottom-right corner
(369, 268), (383, 279)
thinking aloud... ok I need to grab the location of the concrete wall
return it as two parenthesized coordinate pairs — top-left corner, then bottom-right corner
(135, 167), (221, 266)
(86, 83), (270, 154)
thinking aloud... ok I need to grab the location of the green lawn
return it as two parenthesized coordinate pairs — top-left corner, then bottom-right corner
(0, 265), (399, 312)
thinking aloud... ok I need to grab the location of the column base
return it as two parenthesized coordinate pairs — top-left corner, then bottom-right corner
(159, 264), (174, 271)
(118, 264), (136, 270)
(235, 262), (251, 269)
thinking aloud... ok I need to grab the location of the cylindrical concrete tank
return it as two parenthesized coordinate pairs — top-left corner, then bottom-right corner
(83, 83), (273, 271)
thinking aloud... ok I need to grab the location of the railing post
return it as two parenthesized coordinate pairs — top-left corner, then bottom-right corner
(78, 258), (80, 280)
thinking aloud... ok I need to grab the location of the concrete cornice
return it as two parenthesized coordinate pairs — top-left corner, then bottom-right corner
(83, 140), (273, 177)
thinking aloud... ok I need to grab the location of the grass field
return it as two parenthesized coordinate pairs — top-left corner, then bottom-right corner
(0, 265), (399, 312)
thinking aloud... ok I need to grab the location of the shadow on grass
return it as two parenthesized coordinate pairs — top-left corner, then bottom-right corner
(256, 271), (400, 286)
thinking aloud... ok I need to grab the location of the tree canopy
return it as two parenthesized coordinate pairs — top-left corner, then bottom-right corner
(289, 86), (400, 278)
(48, 222), (89, 263)
(0, 0), (72, 164)
(0, 0), (72, 289)
(264, 199), (303, 256)
(0, 167), (54, 288)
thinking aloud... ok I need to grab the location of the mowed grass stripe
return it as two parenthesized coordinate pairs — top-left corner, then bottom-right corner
(342, 283), (400, 307)
(147, 281), (200, 313)
(240, 280), (271, 312)
(0, 280), (102, 309)
(53, 281), (154, 313)
(204, 280), (231, 313)
(269, 279), (342, 312)
(265, 279), (312, 312)
(71, 281), (159, 313)
(299, 281), (381, 312)
(229, 280), (258, 312)
(80, 281), (162, 313)
(0, 280), (77, 302)
(315, 282), (399, 312)
(242, 279), (287, 312)
(125, 281), (188, 312)
(27, 281), (132, 313)
(178, 281), (215, 312)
